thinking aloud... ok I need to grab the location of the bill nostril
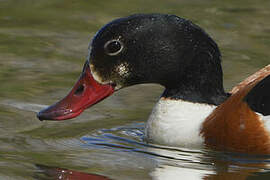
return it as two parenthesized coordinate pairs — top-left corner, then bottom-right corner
(74, 84), (85, 95)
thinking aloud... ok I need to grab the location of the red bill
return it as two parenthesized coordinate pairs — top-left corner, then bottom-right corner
(37, 61), (114, 121)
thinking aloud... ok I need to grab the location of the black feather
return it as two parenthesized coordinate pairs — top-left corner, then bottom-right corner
(244, 75), (270, 116)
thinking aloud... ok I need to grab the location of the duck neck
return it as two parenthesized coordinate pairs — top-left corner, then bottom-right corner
(160, 42), (230, 105)
(161, 84), (229, 106)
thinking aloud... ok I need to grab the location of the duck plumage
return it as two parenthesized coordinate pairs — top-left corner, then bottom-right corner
(37, 14), (270, 154)
(201, 66), (270, 154)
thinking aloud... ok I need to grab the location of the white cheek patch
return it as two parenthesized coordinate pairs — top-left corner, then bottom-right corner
(115, 62), (130, 78)
(89, 64), (106, 84)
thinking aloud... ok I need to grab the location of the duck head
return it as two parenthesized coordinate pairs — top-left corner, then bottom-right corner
(37, 14), (227, 121)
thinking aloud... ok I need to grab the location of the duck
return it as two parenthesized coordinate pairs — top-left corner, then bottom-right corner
(37, 14), (270, 154)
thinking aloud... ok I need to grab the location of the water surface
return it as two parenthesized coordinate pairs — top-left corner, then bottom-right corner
(0, 0), (270, 179)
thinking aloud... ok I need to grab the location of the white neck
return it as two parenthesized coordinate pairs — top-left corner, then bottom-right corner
(145, 98), (216, 148)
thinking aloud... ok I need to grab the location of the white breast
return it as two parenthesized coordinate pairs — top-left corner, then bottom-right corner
(145, 98), (216, 148)
(256, 113), (270, 133)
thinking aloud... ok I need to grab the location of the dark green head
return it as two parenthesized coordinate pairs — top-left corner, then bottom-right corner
(37, 14), (227, 121)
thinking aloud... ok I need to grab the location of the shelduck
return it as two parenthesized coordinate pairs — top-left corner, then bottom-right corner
(37, 14), (270, 154)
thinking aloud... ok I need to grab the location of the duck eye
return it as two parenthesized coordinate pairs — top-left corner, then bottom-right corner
(104, 40), (123, 56)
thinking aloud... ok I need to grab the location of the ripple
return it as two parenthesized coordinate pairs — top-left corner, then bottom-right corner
(0, 99), (47, 113)
(77, 122), (270, 179)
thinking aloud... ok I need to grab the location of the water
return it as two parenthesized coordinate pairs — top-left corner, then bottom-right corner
(1, 0), (270, 179)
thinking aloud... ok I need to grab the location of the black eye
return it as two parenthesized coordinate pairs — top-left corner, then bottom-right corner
(104, 40), (123, 56)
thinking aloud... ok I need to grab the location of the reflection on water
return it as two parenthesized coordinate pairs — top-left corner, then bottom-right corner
(80, 124), (270, 180)
(1, 0), (270, 179)
(36, 165), (111, 180)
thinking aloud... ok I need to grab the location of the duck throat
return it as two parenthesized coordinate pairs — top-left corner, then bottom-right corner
(145, 98), (216, 148)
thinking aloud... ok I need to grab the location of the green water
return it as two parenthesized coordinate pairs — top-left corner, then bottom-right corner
(0, 0), (270, 179)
